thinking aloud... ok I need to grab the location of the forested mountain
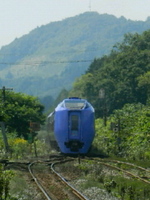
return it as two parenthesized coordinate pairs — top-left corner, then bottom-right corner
(0, 12), (150, 107)
(69, 30), (150, 117)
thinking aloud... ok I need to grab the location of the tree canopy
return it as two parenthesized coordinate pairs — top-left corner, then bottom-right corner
(94, 103), (150, 160)
(69, 30), (150, 117)
(0, 91), (45, 139)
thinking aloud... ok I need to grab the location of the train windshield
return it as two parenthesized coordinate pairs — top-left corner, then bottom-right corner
(64, 100), (85, 109)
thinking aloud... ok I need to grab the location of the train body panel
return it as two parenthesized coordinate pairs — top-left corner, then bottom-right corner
(48, 97), (95, 154)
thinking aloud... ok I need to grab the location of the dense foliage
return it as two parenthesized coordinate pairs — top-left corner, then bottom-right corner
(0, 91), (45, 139)
(93, 103), (150, 160)
(0, 164), (15, 200)
(0, 132), (50, 159)
(70, 30), (150, 117)
(68, 30), (150, 161)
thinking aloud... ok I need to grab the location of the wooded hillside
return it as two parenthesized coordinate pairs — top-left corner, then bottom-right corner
(69, 30), (150, 117)
(0, 12), (150, 106)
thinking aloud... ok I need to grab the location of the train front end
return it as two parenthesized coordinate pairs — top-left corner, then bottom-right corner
(54, 97), (95, 154)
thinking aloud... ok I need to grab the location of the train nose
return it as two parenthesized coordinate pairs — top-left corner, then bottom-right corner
(65, 140), (84, 152)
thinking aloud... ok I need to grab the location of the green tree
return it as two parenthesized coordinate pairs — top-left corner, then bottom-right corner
(0, 91), (45, 139)
(70, 30), (150, 117)
(137, 71), (150, 101)
(94, 103), (150, 160)
(0, 164), (14, 200)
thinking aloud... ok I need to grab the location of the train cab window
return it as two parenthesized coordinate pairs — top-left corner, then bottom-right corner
(71, 115), (78, 131)
(65, 100), (85, 109)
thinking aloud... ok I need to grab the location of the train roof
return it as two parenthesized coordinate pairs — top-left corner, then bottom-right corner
(55, 97), (94, 111)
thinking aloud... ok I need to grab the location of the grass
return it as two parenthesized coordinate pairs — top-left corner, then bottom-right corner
(9, 171), (42, 200)
(75, 159), (150, 200)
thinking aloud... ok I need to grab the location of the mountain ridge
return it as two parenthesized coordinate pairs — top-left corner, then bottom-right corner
(0, 11), (150, 99)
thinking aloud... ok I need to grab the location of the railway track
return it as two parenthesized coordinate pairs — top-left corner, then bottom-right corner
(1, 156), (150, 199)
(88, 157), (150, 184)
(28, 157), (89, 200)
(28, 161), (52, 200)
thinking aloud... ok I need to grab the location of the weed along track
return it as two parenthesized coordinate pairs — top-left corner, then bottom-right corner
(92, 158), (150, 184)
(84, 157), (150, 199)
(2, 156), (150, 200)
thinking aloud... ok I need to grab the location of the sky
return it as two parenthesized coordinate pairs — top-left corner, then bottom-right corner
(1, 0), (150, 49)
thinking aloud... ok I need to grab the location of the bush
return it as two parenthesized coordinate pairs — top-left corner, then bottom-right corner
(0, 164), (15, 200)
(93, 103), (150, 161)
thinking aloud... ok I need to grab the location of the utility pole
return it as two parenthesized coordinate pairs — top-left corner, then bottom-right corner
(0, 86), (13, 153)
(99, 88), (107, 126)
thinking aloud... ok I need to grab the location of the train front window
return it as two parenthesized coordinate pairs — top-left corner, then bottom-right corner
(65, 100), (85, 109)
(71, 115), (78, 131)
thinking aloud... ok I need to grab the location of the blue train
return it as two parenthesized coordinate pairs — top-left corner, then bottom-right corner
(47, 97), (95, 154)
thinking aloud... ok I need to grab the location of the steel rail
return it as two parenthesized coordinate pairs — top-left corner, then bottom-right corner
(28, 162), (52, 200)
(94, 158), (150, 173)
(51, 161), (90, 200)
(90, 158), (150, 185)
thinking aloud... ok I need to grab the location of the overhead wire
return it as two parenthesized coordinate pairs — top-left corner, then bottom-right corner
(0, 47), (101, 66)
(0, 59), (93, 66)
(0, 47), (101, 56)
